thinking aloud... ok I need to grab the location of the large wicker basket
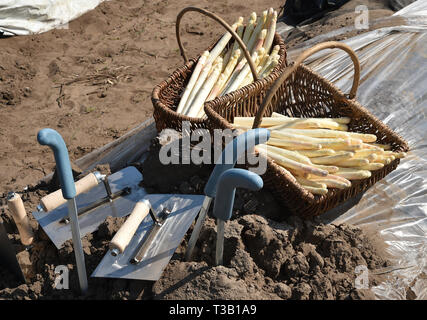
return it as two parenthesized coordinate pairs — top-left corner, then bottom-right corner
(205, 41), (409, 218)
(151, 6), (287, 133)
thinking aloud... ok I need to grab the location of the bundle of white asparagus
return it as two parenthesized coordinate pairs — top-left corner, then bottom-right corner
(234, 112), (407, 195)
(176, 8), (280, 119)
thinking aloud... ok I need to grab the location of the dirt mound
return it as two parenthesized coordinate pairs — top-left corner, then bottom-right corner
(153, 214), (385, 300)
(0, 212), (153, 300)
(0, 153), (388, 300)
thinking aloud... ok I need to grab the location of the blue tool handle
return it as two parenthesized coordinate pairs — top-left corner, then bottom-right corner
(37, 128), (76, 199)
(212, 168), (263, 221)
(204, 128), (269, 198)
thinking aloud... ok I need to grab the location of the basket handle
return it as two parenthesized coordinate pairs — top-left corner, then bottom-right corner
(176, 6), (258, 82)
(252, 41), (360, 128)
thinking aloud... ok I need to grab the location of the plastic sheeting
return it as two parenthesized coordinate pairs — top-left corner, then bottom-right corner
(0, 0), (107, 36)
(284, 0), (426, 300)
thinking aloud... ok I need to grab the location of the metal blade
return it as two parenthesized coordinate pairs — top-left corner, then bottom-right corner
(130, 208), (170, 264)
(66, 198), (88, 293)
(184, 196), (211, 261)
(215, 218), (225, 266)
(91, 193), (205, 281)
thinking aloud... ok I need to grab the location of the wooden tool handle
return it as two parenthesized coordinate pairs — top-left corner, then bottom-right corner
(109, 201), (151, 255)
(7, 193), (34, 245)
(40, 172), (100, 212)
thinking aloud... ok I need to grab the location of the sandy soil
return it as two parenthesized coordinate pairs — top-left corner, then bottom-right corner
(0, 0), (286, 195)
(0, 0), (396, 196)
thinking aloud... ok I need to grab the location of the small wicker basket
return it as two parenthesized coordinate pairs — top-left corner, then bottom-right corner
(205, 41), (409, 218)
(151, 6), (287, 133)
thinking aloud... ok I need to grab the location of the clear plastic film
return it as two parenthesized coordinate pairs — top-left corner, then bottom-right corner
(0, 0), (107, 36)
(284, 0), (427, 300)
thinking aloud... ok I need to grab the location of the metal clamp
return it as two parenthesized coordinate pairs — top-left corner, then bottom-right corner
(129, 206), (171, 264)
(60, 174), (131, 224)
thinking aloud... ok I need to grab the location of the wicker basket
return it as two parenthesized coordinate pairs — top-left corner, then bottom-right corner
(205, 41), (409, 218)
(151, 6), (287, 133)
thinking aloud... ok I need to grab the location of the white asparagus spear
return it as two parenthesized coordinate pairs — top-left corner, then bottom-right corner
(263, 10), (277, 54)
(309, 177), (350, 189)
(217, 49), (241, 94)
(267, 118), (343, 130)
(370, 143), (392, 150)
(270, 130), (350, 146)
(184, 56), (222, 114)
(207, 53), (235, 101)
(310, 152), (354, 165)
(233, 117), (296, 127)
(271, 121), (348, 131)
(277, 128), (376, 142)
(358, 163), (384, 170)
(223, 24), (244, 68)
(372, 154), (394, 164)
(328, 144), (363, 152)
(256, 147), (328, 177)
(312, 164), (339, 173)
(271, 112), (351, 124)
(222, 30), (266, 94)
(311, 174), (352, 186)
(205, 18), (243, 66)
(252, 29), (267, 54)
(267, 137), (321, 150)
(259, 45), (279, 75)
(232, 47), (265, 90)
(239, 65), (262, 88)
(361, 143), (383, 150)
(258, 53), (269, 71)
(296, 177), (327, 189)
(242, 12), (257, 47)
(247, 10), (268, 53)
(335, 168), (372, 180)
(303, 185), (328, 195)
(257, 144), (313, 165)
(335, 158), (369, 167)
(207, 73), (228, 101)
(310, 173), (352, 185)
(354, 152), (377, 161)
(187, 63), (222, 118)
(384, 151), (407, 159)
(183, 60), (213, 115)
(355, 149), (384, 157)
(176, 51), (210, 114)
(259, 56), (279, 78)
(298, 149), (336, 157)
(224, 52), (258, 94)
(235, 116), (344, 130)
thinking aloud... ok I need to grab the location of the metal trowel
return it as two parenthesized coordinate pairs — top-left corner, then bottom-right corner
(33, 165), (147, 249)
(91, 193), (204, 281)
(92, 128), (270, 281)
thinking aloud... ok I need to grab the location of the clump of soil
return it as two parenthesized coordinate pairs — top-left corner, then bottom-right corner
(153, 214), (385, 300)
